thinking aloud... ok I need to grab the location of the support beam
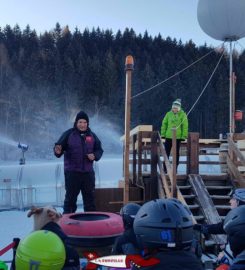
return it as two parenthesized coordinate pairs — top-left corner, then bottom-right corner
(123, 55), (134, 204)
(187, 133), (199, 174)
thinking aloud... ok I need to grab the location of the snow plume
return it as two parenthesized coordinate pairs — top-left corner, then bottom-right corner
(0, 101), (123, 161)
(0, 134), (18, 147)
(89, 114), (123, 155)
(55, 110), (123, 155)
(0, 134), (21, 161)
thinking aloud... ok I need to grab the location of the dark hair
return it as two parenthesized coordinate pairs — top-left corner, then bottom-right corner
(74, 111), (89, 127)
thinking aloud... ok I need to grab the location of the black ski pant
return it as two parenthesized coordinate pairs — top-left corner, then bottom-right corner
(164, 138), (182, 173)
(63, 171), (96, 213)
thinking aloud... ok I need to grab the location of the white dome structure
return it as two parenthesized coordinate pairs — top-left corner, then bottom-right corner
(197, 0), (245, 41)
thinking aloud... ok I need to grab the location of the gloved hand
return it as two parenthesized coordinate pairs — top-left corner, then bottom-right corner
(193, 224), (209, 237)
(180, 138), (186, 142)
(193, 224), (203, 231)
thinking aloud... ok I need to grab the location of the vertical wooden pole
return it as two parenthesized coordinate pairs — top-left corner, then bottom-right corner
(132, 134), (137, 186)
(138, 131), (143, 186)
(187, 132), (199, 174)
(150, 131), (158, 199)
(124, 55), (134, 204)
(171, 128), (177, 198)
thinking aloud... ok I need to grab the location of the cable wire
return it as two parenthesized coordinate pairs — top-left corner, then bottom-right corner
(175, 45), (226, 129)
(131, 42), (225, 99)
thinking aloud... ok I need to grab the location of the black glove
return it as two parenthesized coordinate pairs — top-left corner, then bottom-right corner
(193, 224), (209, 237)
(193, 224), (203, 231)
(180, 138), (186, 142)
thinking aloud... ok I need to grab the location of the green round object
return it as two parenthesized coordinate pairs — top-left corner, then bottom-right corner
(15, 230), (66, 270)
(0, 260), (8, 270)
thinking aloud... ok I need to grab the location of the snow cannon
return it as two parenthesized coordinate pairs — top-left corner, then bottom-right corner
(18, 142), (29, 165)
(18, 142), (28, 152)
(15, 230), (66, 270)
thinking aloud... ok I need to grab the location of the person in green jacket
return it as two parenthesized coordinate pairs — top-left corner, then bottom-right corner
(161, 98), (188, 172)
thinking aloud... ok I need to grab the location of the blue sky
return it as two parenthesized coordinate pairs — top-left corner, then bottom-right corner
(0, 0), (245, 50)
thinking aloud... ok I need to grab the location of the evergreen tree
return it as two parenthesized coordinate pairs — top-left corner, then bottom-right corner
(0, 23), (244, 159)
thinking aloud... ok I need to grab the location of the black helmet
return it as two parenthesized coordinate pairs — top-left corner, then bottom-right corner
(120, 203), (141, 229)
(133, 198), (193, 250)
(223, 205), (245, 256)
(230, 188), (245, 205)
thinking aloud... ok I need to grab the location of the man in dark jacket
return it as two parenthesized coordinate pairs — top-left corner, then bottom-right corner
(54, 111), (103, 213)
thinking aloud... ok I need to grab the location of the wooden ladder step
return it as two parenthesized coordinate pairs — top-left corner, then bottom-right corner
(206, 186), (233, 190)
(194, 215), (205, 221)
(188, 204), (200, 209)
(178, 185), (191, 189)
(201, 174), (229, 181)
(215, 205), (231, 210)
(183, 194), (196, 199)
(210, 195), (230, 200)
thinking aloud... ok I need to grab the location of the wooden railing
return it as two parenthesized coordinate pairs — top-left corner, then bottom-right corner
(128, 129), (158, 200)
(157, 132), (188, 208)
(127, 125), (236, 200)
(227, 134), (245, 187)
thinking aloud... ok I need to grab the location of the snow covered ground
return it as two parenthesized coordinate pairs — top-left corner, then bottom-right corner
(0, 206), (88, 266)
(0, 155), (222, 266)
(0, 209), (46, 264)
(0, 156), (123, 210)
(0, 156), (123, 266)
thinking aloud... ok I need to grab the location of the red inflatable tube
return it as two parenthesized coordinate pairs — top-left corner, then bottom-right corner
(59, 212), (124, 248)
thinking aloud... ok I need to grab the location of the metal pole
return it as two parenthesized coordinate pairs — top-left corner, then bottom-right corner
(232, 72), (236, 132)
(123, 55), (134, 204)
(229, 41), (234, 134)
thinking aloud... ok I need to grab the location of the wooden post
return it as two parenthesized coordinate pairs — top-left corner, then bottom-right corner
(171, 128), (177, 198)
(150, 131), (158, 199)
(228, 133), (235, 164)
(187, 132), (199, 174)
(138, 131), (143, 186)
(123, 55), (134, 204)
(132, 134), (137, 185)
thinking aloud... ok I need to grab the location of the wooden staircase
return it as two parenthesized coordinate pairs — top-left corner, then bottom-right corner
(176, 173), (232, 252)
(177, 174), (232, 217)
(121, 127), (245, 265)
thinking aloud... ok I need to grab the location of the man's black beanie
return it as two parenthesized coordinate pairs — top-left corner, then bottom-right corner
(75, 111), (89, 124)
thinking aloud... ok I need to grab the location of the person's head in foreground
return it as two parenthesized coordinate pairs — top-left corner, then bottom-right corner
(229, 188), (245, 209)
(120, 202), (141, 229)
(223, 205), (245, 258)
(134, 198), (194, 251)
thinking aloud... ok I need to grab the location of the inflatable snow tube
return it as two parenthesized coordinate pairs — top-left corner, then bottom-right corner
(59, 212), (124, 247)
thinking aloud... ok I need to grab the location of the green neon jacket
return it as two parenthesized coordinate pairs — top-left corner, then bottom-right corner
(161, 110), (188, 139)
